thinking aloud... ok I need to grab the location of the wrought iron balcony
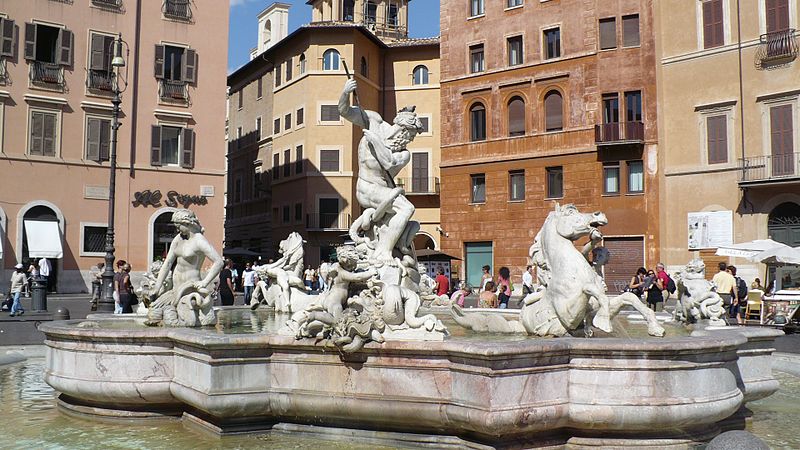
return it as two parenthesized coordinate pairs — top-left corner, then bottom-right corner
(396, 177), (441, 195)
(595, 121), (644, 145)
(29, 61), (64, 87)
(91, 0), (122, 8)
(739, 153), (800, 185)
(163, 0), (192, 20)
(159, 79), (188, 101)
(757, 29), (798, 66)
(306, 213), (351, 231)
(86, 69), (114, 92)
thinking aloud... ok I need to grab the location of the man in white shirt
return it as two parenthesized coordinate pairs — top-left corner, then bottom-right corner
(38, 257), (52, 291)
(522, 265), (534, 295)
(242, 262), (256, 305)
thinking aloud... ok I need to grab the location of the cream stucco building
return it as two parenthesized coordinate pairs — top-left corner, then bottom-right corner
(656, 0), (800, 283)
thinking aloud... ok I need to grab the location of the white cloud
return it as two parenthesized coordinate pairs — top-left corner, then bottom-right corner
(230, 0), (253, 6)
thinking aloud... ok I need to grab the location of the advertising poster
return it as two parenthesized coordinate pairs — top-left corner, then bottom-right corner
(687, 210), (733, 249)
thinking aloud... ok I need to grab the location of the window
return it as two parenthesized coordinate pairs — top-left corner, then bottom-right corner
(471, 0), (485, 17)
(544, 90), (563, 132)
(320, 104), (340, 122)
(471, 174), (486, 203)
(388, 3), (399, 26)
(544, 27), (561, 59)
(470, 44), (485, 73)
(770, 104), (794, 176)
(236, 126), (242, 140)
(284, 113), (291, 131)
(343, 0), (355, 21)
(622, 14), (640, 47)
(706, 115), (727, 164)
(82, 225), (107, 255)
(412, 152), (429, 193)
(509, 170), (525, 201)
(766, 0), (790, 33)
(163, 0), (192, 20)
(295, 145), (304, 173)
(24, 23), (73, 66)
(360, 56), (368, 77)
(28, 110), (58, 157)
(507, 0), (523, 7)
(470, 102), (487, 141)
(295, 203), (303, 222)
(419, 116), (430, 134)
(546, 166), (563, 198)
(275, 62), (282, 86)
(299, 53), (306, 73)
(87, 33), (114, 91)
(603, 162), (620, 195)
(365, 1), (378, 24)
(150, 125), (194, 168)
(257, 77), (263, 98)
(702, 0), (724, 48)
(625, 91), (642, 122)
(297, 107), (304, 126)
(320, 149), (340, 172)
(627, 160), (644, 193)
(599, 18), (617, 50)
(85, 116), (111, 162)
(256, 117), (262, 140)
(318, 198), (340, 228)
(283, 149), (291, 177)
(273, 153), (280, 180)
(413, 65), (429, 85)
(507, 36), (523, 66)
(323, 49), (340, 71)
(603, 93), (620, 124)
(234, 175), (242, 203)
(273, 117), (280, 135)
(285, 57), (292, 82)
(238, 90), (243, 109)
(0, 17), (17, 60)
(508, 96), (526, 136)
(282, 205), (290, 224)
(154, 44), (197, 83)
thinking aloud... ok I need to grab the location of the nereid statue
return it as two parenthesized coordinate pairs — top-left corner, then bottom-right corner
(250, 232), (309, 312)
(674, 259), (726, 326)
(145, 210), (223, 327)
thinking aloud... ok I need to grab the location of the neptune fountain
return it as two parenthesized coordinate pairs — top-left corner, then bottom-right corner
(38, 79), (782, 448)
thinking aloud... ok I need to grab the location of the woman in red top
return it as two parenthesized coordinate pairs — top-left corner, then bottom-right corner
(434, 268), (450, 297)
(497, 267), (512, 309)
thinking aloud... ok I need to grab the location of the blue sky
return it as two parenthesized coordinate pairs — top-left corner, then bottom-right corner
(228, 0), (441, 73)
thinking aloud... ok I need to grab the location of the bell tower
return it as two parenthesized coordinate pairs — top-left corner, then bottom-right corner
(251, 2), (291, 59)
(308, 0), (410, 42)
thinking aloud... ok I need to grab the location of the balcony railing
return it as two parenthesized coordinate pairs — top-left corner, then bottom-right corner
(159, 80), (188, 102)
(595, 121), (645, 145)
(91, 0), (122, 8)
(163, 0), (192, 20)
(757, 29), (798, 66)
(739, 153), (800, 184)
(306, 213), (351, 231)
(86, 69), (114, 92)
(396, 177), (441, 195)
(29, 61), (64, 87)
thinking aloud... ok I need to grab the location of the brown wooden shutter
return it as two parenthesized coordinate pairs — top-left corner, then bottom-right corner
(257, 77), (262, 98)
(181, 128), (195, 168)
(545, 91), (563, 131)
(767, 0), (790, 33)
(30, 112), (43, 155)
(321, 105), (339, 121)
(182, 48), (197, 84)
(297, 107), (304, 125)
(43, 113), (56, 156)
(508, 97), (526, 136)
(707, 115), (727, 164)
(703, 0), (723, 48)
(0, 18), (15, 58)
(24, 23), (36, 61)
(99, 119), (111, 161)
(86, 117), (101, 161)
(622, 15), (640, 47)
(151, 125), (162, 166)
(90, 34), (106, 71)
(154, 45), (165, 79)
(273, 153), (280, 180)
(599, 18), (616, 50)
(58, 28), (73, 66)
(771, 105), (794, 175)
(412, 152), (429, 192)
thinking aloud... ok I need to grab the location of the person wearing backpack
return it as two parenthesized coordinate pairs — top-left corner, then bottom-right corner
(655, 263), (676, 301)
(728, 265), (746, 325)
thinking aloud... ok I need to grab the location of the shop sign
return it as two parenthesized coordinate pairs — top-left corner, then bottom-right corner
(132, 190), (208, 209)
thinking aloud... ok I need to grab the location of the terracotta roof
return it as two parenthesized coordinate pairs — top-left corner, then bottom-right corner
(387, 36), (440, 47)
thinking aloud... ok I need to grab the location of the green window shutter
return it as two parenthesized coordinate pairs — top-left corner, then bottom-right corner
(23, 23), (36, 61)
(181, 128), (195, 169)
(42, 113), (57, 156)
(99, 119), (111, 161)
(86, 117), (101, 161)
(58, 28), (73, 66)
(182, 48), (197, 83)
(29, 111), (43, 155)
(154, 44), (165, 79)
(151, 125), (162, 166)
(0, 18), (16, 58)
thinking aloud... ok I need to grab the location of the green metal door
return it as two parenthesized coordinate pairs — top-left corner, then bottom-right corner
(465, 242), (493, 288)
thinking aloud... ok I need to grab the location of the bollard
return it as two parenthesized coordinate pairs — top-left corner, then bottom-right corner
(31, 276), (48, 311)
(53, 307), (70, 320)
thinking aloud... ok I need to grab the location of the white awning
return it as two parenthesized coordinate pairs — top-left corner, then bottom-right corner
(715, 239), (789, 258)
(24, 220), (63, 259)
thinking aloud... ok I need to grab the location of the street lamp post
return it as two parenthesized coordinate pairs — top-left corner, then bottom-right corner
(98, 34), (127, 313)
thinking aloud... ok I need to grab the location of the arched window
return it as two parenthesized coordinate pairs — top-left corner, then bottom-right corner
(470, 103), (487, 142)
(323, 49), (340, 71)
(360, 56), (368, 77)
(264, 20), (272, 45)
(769, 202), (800, 247)
(152, 211), (176, 262)
(544, 90), (563, 132)
(508, 96), (526, 136)
(299, 53), (306, 74)
(412, 65), (429, 85)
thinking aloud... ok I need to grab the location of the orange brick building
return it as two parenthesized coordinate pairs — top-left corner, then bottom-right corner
(439, 0), (660, 291)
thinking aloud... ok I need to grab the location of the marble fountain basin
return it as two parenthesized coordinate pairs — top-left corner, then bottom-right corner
(39, 309), (782, 448)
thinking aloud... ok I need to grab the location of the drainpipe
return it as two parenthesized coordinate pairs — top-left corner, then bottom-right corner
(129, 0), (142, 178)
(736, 0), (752, 210)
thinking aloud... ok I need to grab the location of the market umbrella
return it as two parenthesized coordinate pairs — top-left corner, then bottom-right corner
(716, 239), (789, 258)
(415, 249), (462, 261)
(222, 247), (261, 258)
(748, 245), (800, 265)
